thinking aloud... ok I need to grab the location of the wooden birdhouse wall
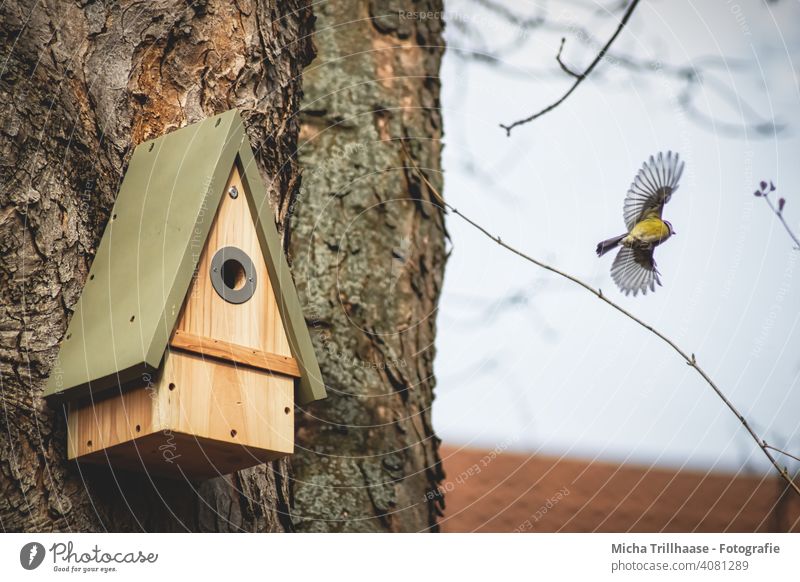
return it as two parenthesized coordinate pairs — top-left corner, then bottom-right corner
(176, 165), (292, 359)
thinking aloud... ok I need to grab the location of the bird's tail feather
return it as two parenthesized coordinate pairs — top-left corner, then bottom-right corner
(596, 234), (626, 257)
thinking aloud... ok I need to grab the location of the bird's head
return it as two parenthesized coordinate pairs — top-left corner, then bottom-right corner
(665, 220), (676, 236)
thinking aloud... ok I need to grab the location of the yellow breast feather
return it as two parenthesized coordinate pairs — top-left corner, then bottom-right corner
(627, 217), (670, 246)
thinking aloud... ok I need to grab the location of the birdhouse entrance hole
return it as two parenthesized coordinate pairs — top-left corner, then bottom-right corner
(210, 246), (257, 305)
(222, 259), (245, 290)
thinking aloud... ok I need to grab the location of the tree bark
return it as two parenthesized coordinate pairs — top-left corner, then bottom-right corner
(290, 1), (447, 532)
(0, 0), (315, 532)
(0, 0), (445, 533)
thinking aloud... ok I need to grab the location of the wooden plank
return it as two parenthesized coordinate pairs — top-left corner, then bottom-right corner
(170, 329), (301, 377)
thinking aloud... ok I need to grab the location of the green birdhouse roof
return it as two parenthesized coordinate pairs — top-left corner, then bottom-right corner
(45, 110), (326, 405)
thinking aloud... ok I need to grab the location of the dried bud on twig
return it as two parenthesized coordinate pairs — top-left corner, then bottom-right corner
(755, 179), (799, 250)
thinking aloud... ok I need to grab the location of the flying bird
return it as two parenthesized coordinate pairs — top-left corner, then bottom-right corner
(596, 151), (685, 296)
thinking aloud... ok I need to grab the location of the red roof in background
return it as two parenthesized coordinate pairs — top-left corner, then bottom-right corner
(438, 445), (800, 532)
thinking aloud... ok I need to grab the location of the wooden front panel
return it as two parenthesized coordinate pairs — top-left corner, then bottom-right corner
(176, 164), (291, 358)
(157, 350), (294, 455)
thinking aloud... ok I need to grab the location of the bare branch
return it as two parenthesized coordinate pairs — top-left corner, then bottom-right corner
(399, 139), (800, 498)
(500, 0), (641, 136)
(456, 0), (783, 137)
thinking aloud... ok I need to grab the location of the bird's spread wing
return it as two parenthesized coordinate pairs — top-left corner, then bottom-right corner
(623, 151), (684, 230)
(611, 247), (661, 296)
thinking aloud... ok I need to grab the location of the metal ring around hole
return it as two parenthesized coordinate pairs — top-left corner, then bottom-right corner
(209, 246), (257, 304)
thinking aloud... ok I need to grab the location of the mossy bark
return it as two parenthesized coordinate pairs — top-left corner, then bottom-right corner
(290, 1), (447, 532)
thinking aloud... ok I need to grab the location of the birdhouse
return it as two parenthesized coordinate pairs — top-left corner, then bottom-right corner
(44, 110), (326, 479)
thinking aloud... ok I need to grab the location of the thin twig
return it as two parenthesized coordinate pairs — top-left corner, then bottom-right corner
(499, 0), (641, 136)
(763, 195), (800, 250)
(555, 38), (583, 79)
(764, 444), (800, 464)
(398, 139), (800, 498)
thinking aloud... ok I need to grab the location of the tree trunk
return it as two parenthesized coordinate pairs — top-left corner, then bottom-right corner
(0, 0), (445, 533)
(290, 0), (446, 532)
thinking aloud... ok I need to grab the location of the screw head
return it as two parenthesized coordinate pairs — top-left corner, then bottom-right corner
(228, 186), (239, 199)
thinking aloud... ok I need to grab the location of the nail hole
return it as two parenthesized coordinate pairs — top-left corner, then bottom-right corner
(135, 424), (141, 433)
(215, 118), (221, 127)
(168, 382), (176, 391)
(87, 440), (92, 447)
(112, 213), (117, 220)
(230, 429), (237, 438)
(148, 142), (154, 152)
(284, 407), (291, 415)
(129, 315), (135, 322)
(65, 333), (71, 340)
(89, 274), (94, 280)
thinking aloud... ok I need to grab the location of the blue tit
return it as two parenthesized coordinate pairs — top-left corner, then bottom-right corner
(596, 151), (684, 296)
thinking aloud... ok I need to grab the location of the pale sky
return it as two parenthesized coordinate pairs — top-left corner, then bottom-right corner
(434, 0), (800, 473)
